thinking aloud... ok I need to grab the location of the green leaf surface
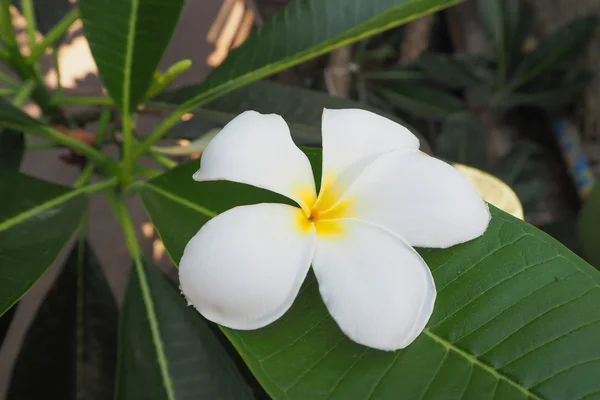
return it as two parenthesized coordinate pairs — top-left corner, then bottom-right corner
(436, 112), (488, 169)
(161, 0), (463, 109)
(376, 85), (465, 119)
(7, 241), (118, 400)
(512, 16), (597, 88)
(116, 257), (254, 400)
(79, 0), (184, 113)
(141, 149), (600, 399)
(159, 80), (429, 150)
(579, 183), (600, 269)
(0, 169), (86, 317)
(0, 128), (24, 169)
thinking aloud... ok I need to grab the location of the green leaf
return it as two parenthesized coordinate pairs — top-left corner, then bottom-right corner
(0, 96), (44, 133)
(376, 85), (466, 119)
(416, 52), (492, 89)
(436, 112), (488, 169)
(0, 129), (24, 169)
(161, 0), (463, 109)
(12, 0), (73, 34)
(158, 80), (430, 151)
(361, 68), (428, 81)
(7, 241), (118, 400)
(493, 70), (592, 110)
(79, 0), (184, 113)
(579, 183), (600, 269)
(0, 169), (87, 317)
(477, 0), (531, 78)
(117, 257), (254, 400)
(141, 149), (600, 400)
(512, 16), (598, 88)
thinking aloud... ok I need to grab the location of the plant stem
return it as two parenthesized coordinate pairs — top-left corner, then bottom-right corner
(0, 69), (19, 87)
(12, 79), (35, 106)
(53, 47), (62, 97)
(26, 7), (79, 63)
(74, 163), (95, 188)
(40, 125), (114, 167)
(148, 151), (177, 168)
(109, 193), (142, 260)
(26, 141), (57, 150)
(80, 177), (118, 195)
(20, 0), (37, 52)
(52, 95), (113, 106)
(96, 107), (112, 146)
(0, 87), (17, 95)
(133, 107), (187, 161)
(121, 113), (134, 184)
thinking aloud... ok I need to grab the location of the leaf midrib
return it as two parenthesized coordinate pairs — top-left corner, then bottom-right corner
(143, 183), (217, 218)
(182, 0), (462, 110)
(0, 187), (83, 232)
(423, 328), (541, 399)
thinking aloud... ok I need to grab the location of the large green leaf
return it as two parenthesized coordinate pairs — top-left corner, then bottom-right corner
(0, 129), (24, 169)
(7, 241), (117, 400)
(0, 170), (87, 317)
(158, 80), (429, 151)
(161, 0), (463, 109)
(512, 16), (597, 88)
(579, 183), (600, 269)
(142, 149), (600, 399)
(117, 257), (254, 400)
(79, 0), (184, 114)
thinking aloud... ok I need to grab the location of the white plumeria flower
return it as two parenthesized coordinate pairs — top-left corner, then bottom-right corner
(179, 108), (490, 351)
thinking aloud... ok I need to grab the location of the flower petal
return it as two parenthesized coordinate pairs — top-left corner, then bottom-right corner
(312, 220), (436, 351)
(179, 203), (316, 330)
(343, 151), (490, 248)
(318, 108), (419, 207)
(193, 111), (316, 210)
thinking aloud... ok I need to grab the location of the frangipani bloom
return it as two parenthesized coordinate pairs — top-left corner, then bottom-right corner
(179, 108), (490, 351)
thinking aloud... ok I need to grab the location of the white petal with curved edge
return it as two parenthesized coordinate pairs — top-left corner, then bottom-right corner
(318, 108), (419, 206)
(179, 203), (316, 330)
(343, 151), (490, 249)
(193, 111), (316, 210)
(312, 220), (436, 351)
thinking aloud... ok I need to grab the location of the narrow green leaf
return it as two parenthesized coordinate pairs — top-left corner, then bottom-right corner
(436, 112), (488, 169)
(116, 258), (254, 400)
(579, 183), (600, 269)
(493, 70), (592, 110)
(416, 52), (491, 88)
(477, 0), (528, 79)
(0, 129), (24, 169)
(79, 0), (184, 113)
(12, 0), (74, 34)
(142, 149), (600, 399)
(377, 85), (465, 119)
(157, 80), (430, 151)
(0, 170), (87, 317)
(7, 241), (118, 400)
(512, 16), (597, 88)
(162, 0), (463, 109)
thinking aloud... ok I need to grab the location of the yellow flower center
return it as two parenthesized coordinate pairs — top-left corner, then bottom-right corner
(295, 176), (352, 237)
